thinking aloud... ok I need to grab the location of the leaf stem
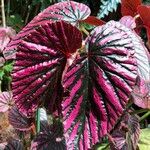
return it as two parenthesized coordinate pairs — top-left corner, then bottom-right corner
(140, 111), (150, 122)
(131, 109), (149, 115)
(1, 0), (6, 27)
(80, 25), (89, 36)
(36, 108), (40, 133)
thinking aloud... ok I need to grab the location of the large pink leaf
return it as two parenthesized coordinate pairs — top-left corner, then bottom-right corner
(0, 91), (13, 112)
(12, 21), (82, 117)
(8, 106), (34, 131)
(62, 21), (138, 149)
(4, 1), (90, 60)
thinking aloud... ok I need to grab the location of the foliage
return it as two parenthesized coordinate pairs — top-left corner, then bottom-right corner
(0, 0), (150, 149)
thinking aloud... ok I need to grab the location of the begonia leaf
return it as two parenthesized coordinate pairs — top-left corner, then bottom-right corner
(4, 139), (24, 150)
(0, 91), (13, 112)
(8, 106), (34, 131)
(62, 21), (138, 149)
(31, 122), (66, 150)
(12, 21), (82, 117)
(4, 1), (90, 60)
(110, 114), (140, 150)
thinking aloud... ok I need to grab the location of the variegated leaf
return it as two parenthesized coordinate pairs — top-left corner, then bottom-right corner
(4, 1), (90, 60)
(62, 21), (138, 149)
(12, 21), (82, 117)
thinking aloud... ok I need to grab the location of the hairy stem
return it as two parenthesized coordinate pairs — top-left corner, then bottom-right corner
(1, 0), (6, 27)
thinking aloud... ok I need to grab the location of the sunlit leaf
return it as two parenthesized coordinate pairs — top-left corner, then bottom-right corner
(4, 1), (90, 60)
(31, 122), (66, 150)
(138, 128), (150, 150)
(62, 21), (138, 149)
(0, 91), (13, 112)
(8, 106), (34, 131)
(12, 21), (82, 117)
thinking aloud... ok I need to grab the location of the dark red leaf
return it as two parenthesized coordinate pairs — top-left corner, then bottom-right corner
(4, 1), (90, 60)
(31, 122), (66, 150)
(80, 16), (105, 26)
(121, 0), (141, 17)
(137, 5), (150, 43)
(12, 21), (82, 117)
(8, 106), (34, 131)
(62, 21), (138, 149)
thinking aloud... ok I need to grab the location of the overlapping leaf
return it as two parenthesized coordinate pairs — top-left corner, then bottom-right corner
(110, 114), (140, 150)
(12, 21), (82, 117)
(121, 0), (141, 16)
(4, 139), (24, 150)
(4, 1), (90, 60)
(62, 21), (138, 149)
(0, 91), (13, 112)
(31, 122), (66, 150)
(8, 106), (34, 131)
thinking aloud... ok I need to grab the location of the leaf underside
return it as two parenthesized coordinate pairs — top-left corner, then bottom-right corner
(12, 21), (82, 117)
(62, 21), (137, 149)
(97, 0), (121, 18)
(4, 1), (90, 60)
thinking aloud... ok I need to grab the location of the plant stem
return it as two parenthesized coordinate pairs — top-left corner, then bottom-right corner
(36, 108), (40, 133)
(7, 0), (10, 20)
(1, 0), (6, 27)
(131, 109), (149, 115)
(140, 111), (150, 122)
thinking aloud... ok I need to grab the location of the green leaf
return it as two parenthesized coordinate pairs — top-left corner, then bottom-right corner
(138, 128), (150, 149)
(97, 0), (121, 18)
(7, 14), (24, 32)
(3, 61), (14, 73)
(0, 70), (5, 80)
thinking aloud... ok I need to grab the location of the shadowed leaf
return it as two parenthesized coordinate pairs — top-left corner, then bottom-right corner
(8, 106), (34, 131)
